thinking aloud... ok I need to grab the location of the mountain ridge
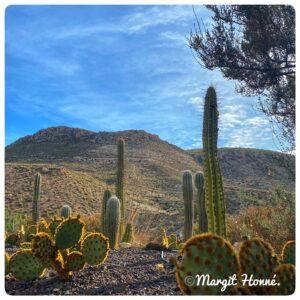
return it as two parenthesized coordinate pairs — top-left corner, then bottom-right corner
(5, 126), (295, 233)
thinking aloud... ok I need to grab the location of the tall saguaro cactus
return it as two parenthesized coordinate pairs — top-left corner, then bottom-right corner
(101, 190), (112, 234)
(202, 87), (226, 237)
(182, 170), (194, 241)
(194, 171), (208, 233)
(116, 138), (125, 238)
(32, 173), (41, 224)
(105, 196), (121, 250)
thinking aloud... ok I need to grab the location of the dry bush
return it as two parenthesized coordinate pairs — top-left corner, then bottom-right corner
(227, 204), (295, 253)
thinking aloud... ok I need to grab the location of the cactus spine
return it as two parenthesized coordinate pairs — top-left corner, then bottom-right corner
(182, 171), (194, 241)
(60, 205), (72, 218)
(194, 171), (208, 233)
(101, 190), (112, 234)
(116, 138), (125, 238)
(105, 196), (120, 249)
(202, 87), (226, 237)
(32, 173), (41, 224)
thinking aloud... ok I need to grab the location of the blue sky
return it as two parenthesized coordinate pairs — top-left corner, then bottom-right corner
(5, 5), (277, 150)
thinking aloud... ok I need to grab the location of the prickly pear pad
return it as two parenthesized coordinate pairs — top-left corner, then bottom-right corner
(38, 219), (50, 234)
(81, 233), (109, 266)
(239, 238), (279, 280)
(268, 264), (295, 295)
(32, 232), (55, 260)
(66, 251), (85, 271)
(281, 240), (295, 265)
(55, 216), (84, 250)
(48, 217), (63, 236)
(175, 233), (240, 295)
(9, 250), (45, 280)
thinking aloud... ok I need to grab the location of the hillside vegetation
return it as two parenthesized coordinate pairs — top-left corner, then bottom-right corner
(5, 126), (295, 240)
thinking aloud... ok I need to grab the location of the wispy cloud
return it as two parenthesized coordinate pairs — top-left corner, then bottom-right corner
(5, 5), (277, 151)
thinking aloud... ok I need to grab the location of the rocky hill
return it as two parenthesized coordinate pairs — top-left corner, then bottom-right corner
(5, 126), (295, 234)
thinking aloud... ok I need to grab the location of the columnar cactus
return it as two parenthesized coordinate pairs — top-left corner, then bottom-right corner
(182, 171), (194, 241)
(122, 223), (133, 243)
(32, 173), (41, 224)
(116, 138), (125, 238)
(194, 171), (208, 233)
(60, 205), (72, 218)
(101, 190), (112, 234)
(202, 87), (226, 237)
(105, 196), (121, 249)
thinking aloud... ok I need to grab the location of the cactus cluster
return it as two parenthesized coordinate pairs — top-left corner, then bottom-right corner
(281, 240), (295, 264)
(173, 234), (295, 295)
(161, 229), (182, 250)
(6, 215), (110, 281)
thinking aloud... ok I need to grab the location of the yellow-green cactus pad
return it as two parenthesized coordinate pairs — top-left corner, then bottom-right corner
(174, 233), (240, 295)
(66, 251), (85, 271)
(38, 219), (51, 234)
(48, 216), (63, 236)
(281, 240), (295, 265)
(269, 264), (295, 295)
(5, 232), (21, 246)
(239, 238), (279, 280)
(168, 234), (178, 250)
(20, 242), (32, 249)
(25, 225), (37, 241)
(81, 233), (109, 266)
(55, 216), (84, 250)
(5, 253), (10, 276)
(9, 250), (45, 280)
(32, 232), (55, 261)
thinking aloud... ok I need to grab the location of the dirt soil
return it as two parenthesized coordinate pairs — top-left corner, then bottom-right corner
(5, 248), (182, 295)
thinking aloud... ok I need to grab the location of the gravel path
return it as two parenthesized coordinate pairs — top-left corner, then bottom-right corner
(5, 248), (181, 295)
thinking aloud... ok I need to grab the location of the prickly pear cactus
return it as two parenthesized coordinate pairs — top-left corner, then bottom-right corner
(48, 216), (63, 236)
(81, 233), (109, 266)
(9, 250), (45, 280)
(239, 238), (279, 280)
(37, 219), (50, 234)
(20, 242), (32, 249)
(5, 232), (21, 246)
(174, 233), (240, 295)
(269, 264), (295, 295)
(55, 215), (84, 250)
(168, 234), (178, 250)
(25, 224), (38, 241)
(65, 251), (85, 271)
(32, 232), (55, 261)
(51, 251), (71, 280)
(281, 240), (295, 265)
(5, 253), (10, 276)
(60, 205), (72, 218)
(161, 228), (169, 248)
